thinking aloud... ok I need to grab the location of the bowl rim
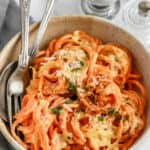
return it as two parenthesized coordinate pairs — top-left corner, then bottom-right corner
(1, 15), (149, 55)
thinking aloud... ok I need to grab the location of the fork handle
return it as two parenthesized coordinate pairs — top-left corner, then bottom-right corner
(18, 0), (31, 67)
(30, 0), (56, 58)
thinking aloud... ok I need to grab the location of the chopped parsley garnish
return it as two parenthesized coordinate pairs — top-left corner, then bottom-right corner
(79, 60), (84, 66)
(71, 68), (81, 72)
(67, 79), (76, 93)
(77, 85), (81, 88)
(108, 108), (117, 115)
(51, 106), (62, 115)
(98, 115), (104, 121)
(76, 109), (84, 113)
(107, 108), (122, 121)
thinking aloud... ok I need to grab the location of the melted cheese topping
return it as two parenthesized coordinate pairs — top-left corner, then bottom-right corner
(54, 49), (88, 84)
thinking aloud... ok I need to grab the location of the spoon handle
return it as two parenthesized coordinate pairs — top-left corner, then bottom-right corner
(18, 0), (31, 67)
(30, 0), (56, 58)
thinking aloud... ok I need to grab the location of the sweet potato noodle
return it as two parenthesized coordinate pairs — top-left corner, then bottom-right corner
(11, 31), (146, 150)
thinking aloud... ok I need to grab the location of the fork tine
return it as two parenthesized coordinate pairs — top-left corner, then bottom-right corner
(6, 94), (13, 125)
(18, 95), (22, 109)
(14, 95), (20, 115)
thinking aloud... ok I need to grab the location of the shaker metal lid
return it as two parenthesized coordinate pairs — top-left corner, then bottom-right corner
(138, 1), (150, 17)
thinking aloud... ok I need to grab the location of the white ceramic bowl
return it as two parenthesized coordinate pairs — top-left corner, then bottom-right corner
(0, 16), (150, 150)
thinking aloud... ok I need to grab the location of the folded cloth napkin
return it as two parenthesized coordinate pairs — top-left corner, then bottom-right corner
(0, 0), (21, 149)
(0, 0), (9, 29)
(0, 0), (21, 50)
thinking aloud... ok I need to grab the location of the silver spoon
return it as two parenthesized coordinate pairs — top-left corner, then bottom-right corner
(0, 0), (55, 122)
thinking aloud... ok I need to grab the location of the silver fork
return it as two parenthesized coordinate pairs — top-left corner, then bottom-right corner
(6, 0), (55, 125)
(6, 0), (31, 125)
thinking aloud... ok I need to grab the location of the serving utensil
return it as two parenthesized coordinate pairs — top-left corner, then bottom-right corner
(1, 0), (55, 124)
